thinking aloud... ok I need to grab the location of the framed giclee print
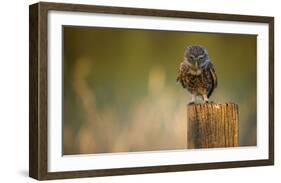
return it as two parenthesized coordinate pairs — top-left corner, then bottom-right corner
(29, 2), (274, 180)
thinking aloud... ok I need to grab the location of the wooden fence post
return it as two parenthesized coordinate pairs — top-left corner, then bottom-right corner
(187, 103), (239, 149)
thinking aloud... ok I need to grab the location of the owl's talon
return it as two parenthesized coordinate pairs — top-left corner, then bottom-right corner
(188, 102), (195, 105)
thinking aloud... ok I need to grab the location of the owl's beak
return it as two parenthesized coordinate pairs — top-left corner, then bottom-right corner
(195, 61), (198, 69)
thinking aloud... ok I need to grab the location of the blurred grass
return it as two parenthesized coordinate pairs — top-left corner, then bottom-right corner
(63, 26), (257, 154)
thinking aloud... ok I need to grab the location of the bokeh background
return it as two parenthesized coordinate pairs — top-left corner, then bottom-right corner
(63, 26), (257, 155)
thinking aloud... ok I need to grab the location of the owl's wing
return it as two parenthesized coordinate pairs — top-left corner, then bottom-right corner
(207, 62), (218, 97)
(176, 61), (189, 88)
(210, 62), (217, 88)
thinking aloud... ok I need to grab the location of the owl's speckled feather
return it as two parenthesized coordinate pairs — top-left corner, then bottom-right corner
(177, 45), (217, 103)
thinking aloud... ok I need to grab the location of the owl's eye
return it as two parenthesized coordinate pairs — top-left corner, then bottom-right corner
(198, 57), (204, 62)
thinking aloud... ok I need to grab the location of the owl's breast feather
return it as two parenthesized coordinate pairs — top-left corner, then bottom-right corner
(188, 68), (202, 75)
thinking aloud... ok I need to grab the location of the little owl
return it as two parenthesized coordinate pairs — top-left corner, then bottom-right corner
(177, 45), (217, 104)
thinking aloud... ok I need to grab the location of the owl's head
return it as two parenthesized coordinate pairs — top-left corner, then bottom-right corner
(184, 45), (209, 70)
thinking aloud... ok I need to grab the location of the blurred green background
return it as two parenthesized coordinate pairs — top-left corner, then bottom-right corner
(63, 26), (257, 155)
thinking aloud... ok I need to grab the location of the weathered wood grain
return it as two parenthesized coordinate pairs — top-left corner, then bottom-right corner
(187, 103), (239, 149)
